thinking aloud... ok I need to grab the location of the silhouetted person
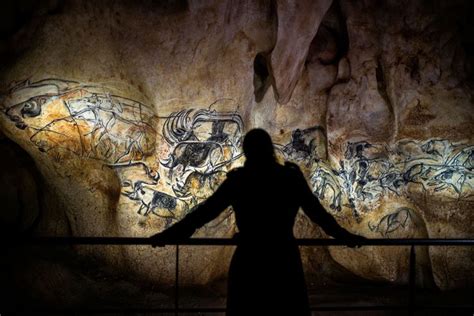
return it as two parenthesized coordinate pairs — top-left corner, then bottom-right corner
(150, 128), (365, 315)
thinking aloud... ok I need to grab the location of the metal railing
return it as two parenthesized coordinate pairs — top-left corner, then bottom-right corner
(12, 237), (474, 314)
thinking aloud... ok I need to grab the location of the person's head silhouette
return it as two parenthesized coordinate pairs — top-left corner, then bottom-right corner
(242, 128), (276, 167)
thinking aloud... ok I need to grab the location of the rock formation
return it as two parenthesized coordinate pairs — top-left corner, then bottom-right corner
(0, 0), (473, 291)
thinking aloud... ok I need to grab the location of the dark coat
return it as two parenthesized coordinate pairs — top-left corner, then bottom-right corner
(153, 161), (356, 315)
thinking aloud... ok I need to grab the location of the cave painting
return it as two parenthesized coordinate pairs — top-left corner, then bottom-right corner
(160, 108), (244, 198)
(276, 125), (326, 166)
(368, 207), (414, 237)
(1, 78), (244, 227)
(1, 78), (473, 229)
(311, 140), (473, 219)
(3, 78), (157, 163)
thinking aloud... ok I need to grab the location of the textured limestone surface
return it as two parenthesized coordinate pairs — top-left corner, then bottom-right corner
(0, 0), (473, 290)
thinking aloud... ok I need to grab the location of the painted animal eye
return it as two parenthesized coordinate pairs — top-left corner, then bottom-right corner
(440, 171), (453, 179)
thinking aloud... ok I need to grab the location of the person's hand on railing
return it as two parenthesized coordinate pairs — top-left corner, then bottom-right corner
(150, 225), (183, 248)
(149, 233), (168, 248)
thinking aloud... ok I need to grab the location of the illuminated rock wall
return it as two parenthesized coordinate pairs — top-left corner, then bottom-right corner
(0, 0), (473, 289)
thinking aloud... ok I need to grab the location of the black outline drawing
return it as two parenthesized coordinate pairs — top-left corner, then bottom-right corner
(2, 78), (157, 164)
(276, 125), (326, 165)
(311, 139), (474, 218)
(159, 107), (244, 199)
(2, 79), (473, 224)
(122, 180), (182, 227)
(368, 207), (414, 237)
(1, 80), (246, 225)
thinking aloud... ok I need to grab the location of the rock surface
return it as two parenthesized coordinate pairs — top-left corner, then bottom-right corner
(0, 0), (473, 290)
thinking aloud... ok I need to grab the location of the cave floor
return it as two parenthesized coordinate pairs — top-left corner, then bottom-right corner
(2, 245), (472, 315)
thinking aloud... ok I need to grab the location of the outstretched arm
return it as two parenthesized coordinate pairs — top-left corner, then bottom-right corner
(302, 191), (357, 239)
(288, 162), (365, 245)
(150, 176), (233, 246)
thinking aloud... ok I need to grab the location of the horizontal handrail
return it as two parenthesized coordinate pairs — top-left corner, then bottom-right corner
(7, 236), (474, 314)
(29, 304), (474, 313)
(13, 237), (474, 246)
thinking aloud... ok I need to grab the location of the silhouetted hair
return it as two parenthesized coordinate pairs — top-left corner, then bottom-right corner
(243, 128), (276, 165)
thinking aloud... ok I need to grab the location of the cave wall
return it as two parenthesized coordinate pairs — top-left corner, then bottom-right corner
(0, 0), (473, 290)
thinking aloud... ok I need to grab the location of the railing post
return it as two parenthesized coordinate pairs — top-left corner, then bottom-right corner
(408, 245), (416, 316)
(175, 244), (179, 316)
